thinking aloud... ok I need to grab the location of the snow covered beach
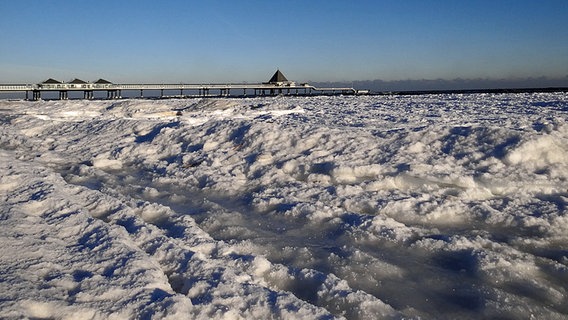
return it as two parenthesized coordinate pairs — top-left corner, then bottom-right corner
(1, 93), (567, 319)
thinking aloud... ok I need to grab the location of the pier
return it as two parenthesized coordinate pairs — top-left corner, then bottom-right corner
(0, 70), (366, 100)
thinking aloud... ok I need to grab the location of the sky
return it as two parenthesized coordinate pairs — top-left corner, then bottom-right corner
(1, 0), (567, 87)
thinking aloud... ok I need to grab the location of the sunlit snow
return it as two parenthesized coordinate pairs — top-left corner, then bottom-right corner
(1, 93), (567, 319)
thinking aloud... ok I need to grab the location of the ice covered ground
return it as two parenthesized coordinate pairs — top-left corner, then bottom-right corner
(0, 93), (567, 319)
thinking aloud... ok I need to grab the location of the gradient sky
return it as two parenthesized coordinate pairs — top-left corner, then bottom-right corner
(1, 0), (567, 84)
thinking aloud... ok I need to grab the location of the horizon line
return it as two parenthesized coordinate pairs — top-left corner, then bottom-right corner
(1, 74), (568, 85)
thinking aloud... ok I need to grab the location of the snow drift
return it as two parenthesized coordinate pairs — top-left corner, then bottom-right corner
(1, 93), (567, 319)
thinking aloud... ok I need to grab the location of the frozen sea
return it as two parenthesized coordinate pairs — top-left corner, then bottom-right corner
(0, 93), (567, 319)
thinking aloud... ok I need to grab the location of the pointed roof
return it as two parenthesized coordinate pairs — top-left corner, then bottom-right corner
(94, 78), (112, 84)
(43, 78), (62, 84)
(69, 78), (87, 84)
(268, 69), (288, 83)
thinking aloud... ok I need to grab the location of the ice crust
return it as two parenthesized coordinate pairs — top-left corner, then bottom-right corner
(1, 93), (567, 319)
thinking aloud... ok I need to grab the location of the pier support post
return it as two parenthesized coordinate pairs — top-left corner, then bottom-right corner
(107, 90), (119, 99)
(161, 89), (164, 98)
(140, 89), (143, 98)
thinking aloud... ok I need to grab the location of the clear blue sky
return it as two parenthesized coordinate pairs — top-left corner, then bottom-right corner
(1, 0), (567, 84)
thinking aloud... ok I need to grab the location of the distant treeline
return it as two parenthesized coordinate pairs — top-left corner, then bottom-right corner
(375, 87), (568, 96)
(312, 76), (568, 94)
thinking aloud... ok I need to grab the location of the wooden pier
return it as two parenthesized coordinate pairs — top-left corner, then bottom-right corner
(0, 71), (366, 100)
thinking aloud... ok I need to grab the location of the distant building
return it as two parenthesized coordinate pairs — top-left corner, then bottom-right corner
(94, 79), (113, 84)
(39, 78), (63, 89)
(68, 78), (89, 89)
(93, 79), (114, 89)
(42, 78), (62, 84)
(266, 69), (295, 87)
(69, 78), (87, 84)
